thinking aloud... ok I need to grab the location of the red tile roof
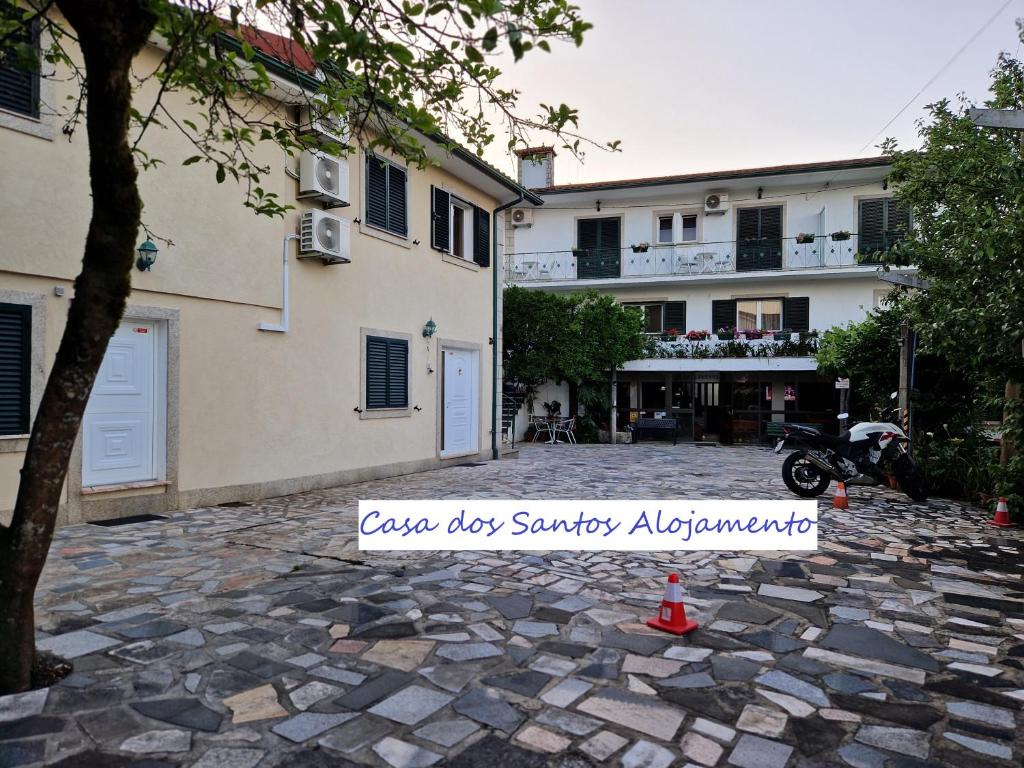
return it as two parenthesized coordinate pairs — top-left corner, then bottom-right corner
(232, 25), (317, 74)
(534, 156), (890, 193)
(514, 146), (557, 157)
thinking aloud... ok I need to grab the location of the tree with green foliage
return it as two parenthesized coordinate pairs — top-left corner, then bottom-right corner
(882, 38), (1024, 513)
(0, 0), (610, 694)
(503, 287), (649, 436)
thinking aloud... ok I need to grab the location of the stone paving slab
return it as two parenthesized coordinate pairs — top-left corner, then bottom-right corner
(1, 443), (1022, 767)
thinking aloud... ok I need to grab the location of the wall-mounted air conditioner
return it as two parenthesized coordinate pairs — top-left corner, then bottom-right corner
(510, 208), (533, 228)
(300, 210), (351, 264)
(299, 98), (350, 148)
(704, 192), (730, 215)
(298, 150), (349, 207)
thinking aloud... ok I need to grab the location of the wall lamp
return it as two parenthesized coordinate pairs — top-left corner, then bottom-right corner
(136, 239), (159, 271)
(423, 318), (438, 338)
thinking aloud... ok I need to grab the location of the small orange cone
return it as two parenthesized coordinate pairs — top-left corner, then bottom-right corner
(987, 496), (1014, 528)
(647, 573), (699, 636)
(833, 482), (849, 510)
(887, 474), (899, 490)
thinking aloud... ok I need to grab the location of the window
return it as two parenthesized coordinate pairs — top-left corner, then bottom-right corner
(365, 155), (408, 237)
(0, 12), (39, 118)
(858, 198), (910, 256)
(431, 187), (490, 266)
(0, 303), (31, 435)
(655, 214), (698, 244)
(657, 216), (673, 244)
(681, 214), (698, 242)
(365, 335), (408, 409)
(736, 298), (783, 331)
(627, 303), (664, 334)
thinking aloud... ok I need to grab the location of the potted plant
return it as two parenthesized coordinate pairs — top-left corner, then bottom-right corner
(571, 247), (587, 258)
(796, 232), (815, 244)
(686, 329), (708, 341)
(743, 328), (763, 340)
(631, 242), (650, 253)
(664, 327), (680, 341)
(830, 230), (851, 241)
(716, 326), (735, 341)
(542, 400), (562, 418)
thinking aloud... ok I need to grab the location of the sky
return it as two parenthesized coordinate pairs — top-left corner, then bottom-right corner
(480, 0), (1024, 185)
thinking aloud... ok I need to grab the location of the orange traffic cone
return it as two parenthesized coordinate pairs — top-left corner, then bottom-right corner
(646, 573), (699, 636)
(833, 482), (849, 510)
(987, 497), (1014, 528)
(887, 474), (899, 490)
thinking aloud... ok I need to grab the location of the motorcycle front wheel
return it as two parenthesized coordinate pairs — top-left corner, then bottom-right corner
(894, 456), (928, 502)
(782, 450), (832, 498)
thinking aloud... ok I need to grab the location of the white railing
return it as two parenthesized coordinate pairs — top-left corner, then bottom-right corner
(506, 235), (870, 283)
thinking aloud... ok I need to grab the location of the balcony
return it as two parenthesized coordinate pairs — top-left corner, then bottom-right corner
(505, 235), (883, 284)
(646, 333), (821, 360)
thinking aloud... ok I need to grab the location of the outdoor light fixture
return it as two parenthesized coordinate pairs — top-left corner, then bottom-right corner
(423, 318), (437, 338)
(757, 186), (763, 199)
(136, 239), (158, 271)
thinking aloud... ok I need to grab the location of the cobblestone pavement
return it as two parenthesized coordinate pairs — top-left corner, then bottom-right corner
(2, 444), (1024, 768)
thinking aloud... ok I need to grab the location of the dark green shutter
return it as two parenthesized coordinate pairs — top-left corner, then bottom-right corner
(473, 206), (490, 267)
(366, 336), (389, 409)
(387, 164), (407, 236)
(365, 156), (388, 230)
(387, 339), (408, 408)
(736, 206), (783, 271)
(431, 186), (450, 251)
(0, 303), (31, 436)
(783, 297), (810, 332)
(858, 198), (885, 255)
(366, 336), (409, 409)
(711, 299), (737, 332)
(576, 217), (621, 278)
(0, 16), (38, 118)
(664, 301), (686, 331)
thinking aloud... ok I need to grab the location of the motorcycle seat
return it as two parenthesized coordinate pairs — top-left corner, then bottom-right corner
(789, 425), (850, 445)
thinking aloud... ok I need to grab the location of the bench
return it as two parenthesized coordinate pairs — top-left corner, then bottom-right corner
(632, 417), (678, 445)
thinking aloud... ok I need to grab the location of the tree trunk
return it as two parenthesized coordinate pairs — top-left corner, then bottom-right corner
(0, 1), (155, 694)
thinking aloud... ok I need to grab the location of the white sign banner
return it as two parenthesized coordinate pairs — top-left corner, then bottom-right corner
(358, 500), (818, 551)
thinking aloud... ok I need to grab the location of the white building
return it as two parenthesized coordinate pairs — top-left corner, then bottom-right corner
(505, 148), (912, 443)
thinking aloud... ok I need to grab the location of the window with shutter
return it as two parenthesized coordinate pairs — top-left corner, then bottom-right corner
(365, 155), (407, 237)
(711, 299), (737, 332)
(736, 206), (783, 271)
(664, 301), (686, 332)
(473, 206), (490, 267)
(576, 217), (621, 279)
(783, 297), (810, 332)
(431, 186), (451, 251)
(858, 198), (909, 259)
(0, 303), (31, 436)
(366, 335), (409, 410)
(0, 14), (38, 118)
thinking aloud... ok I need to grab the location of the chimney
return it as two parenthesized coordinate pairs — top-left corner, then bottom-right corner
(515, 146), (555, 189)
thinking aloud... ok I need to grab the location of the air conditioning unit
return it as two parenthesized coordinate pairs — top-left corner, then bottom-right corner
(300, 210), (351, 265)
(510, 208), (533, 227)
(298, 150), (349, 207)
(704, 192), (730, 215)
(299, 99), (350, 148)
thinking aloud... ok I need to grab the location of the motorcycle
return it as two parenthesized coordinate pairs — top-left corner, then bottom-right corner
(774, 393), (928, 502)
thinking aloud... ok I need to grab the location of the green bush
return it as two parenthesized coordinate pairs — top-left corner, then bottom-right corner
(917, 431), (1000, 506)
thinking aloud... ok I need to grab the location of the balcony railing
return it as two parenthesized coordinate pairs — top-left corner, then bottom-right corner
(506, 234), (884, 283)
(645, 334), (821, 360)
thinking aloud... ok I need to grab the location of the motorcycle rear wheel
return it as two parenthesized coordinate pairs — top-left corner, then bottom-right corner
(782, 451), (832, 498)
(895, 456), (928, 502)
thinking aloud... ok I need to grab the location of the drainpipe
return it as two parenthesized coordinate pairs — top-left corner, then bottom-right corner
(491, 194), (524, 459)
(259, 233), (299, 333)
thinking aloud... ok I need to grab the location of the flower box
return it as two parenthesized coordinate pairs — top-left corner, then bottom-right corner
(631, 242), (650, 253)
(830, 231), (851, 242)
(795, 233), (816, 245)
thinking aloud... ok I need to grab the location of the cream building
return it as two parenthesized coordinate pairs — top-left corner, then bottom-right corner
(0, 24), (538, 525)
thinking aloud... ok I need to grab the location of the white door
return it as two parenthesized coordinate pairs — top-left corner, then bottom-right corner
(442, 347), (478, 456)
(82, 320), (161, 486)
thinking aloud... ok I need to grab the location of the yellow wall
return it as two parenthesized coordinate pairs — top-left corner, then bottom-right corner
(0, 43), (500, 522)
